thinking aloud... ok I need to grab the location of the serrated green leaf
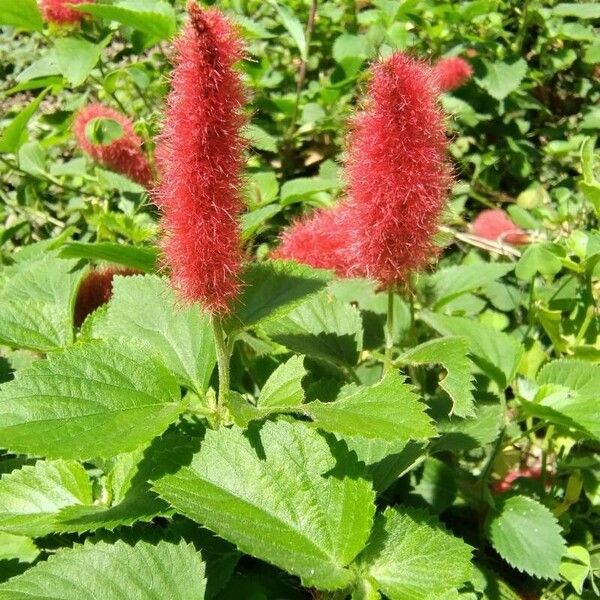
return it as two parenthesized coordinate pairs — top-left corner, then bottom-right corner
(487, 495), (566, 579)
(0, 340), (183, 459)
(356, 507), (473, 600)
(93, 275), (215, 393)
(420, 312), (522, 388)
(0, 460), (93, 537)
(399, 337), (474, 418)
(224, 260), (330, 335)
(154, 421), (376, 590)
(515, 244), (564, 279)
(0, 255), (84, 351)
(53, 38), (102, 87)
(0, 88), (48, 154)
(74, 0), (177, 40)
(479, 59), (527, 100)
(263, 291), (363, 368)
(58, 242), (158, 272)
(427, 263), (514, 309)
(0, 0), (42, 31)
(306, 372), (435, 442)
(0, 540), (206, 599)
(257, 355), (306, 408)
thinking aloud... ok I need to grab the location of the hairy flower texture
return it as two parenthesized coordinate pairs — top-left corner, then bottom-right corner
(73, 103), (152, 186)
(274, 205), (354, 276)
(74, 266), (139, 327)
(154, 4), (247, 313)
(433, 56), (473, 92)
(39, 0), (90, 25)
(471, 209), (529, 245)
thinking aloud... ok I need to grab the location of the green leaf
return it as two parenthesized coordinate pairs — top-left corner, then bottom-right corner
(487, 495), (566, 579)
(515, 244), (564, 279)
(0, 540), (206, 599)
(398, 337), (475, 418)
(0, 460), (93, 537)
(53, 38), (102, 87)
(411, 458), (457, 514)
(280, 177), (340, 205)
(0, 0), (42, 31)
(0, 89), (48, 154)
(17, 141), (45, 176)
(0, 532), (39, 563)
(553, 3), (600, 18)
(85, 117), (124, 146)
(271, 0), (307, 60)
(0, 255), (84, 351)
(420, 312), (522, 388)
(427, 263), (514, 309)
(479, 59), (527, 100)
(0, 340), (184, 459)
(306, 372), (435, 442)
(154, 421), (376, 590)
(257, 355), (306, 409)
(244, 124), (278, 152)
(263, 291), (363, 368)
(93, 275), (216, 393)
(356, 507), (473, 600)
(74, 0), (177, 40)
(58, 241), (158, 272)
(332, 33), (368, 76)
(534, 360), (600, 439)
(241, 204), (281, 240)
(224, 260), (330, 335)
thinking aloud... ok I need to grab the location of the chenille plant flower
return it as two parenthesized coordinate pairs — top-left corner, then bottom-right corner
(433, 56), (473, 92)
(73, 103), (153, 186)
(471, 208), (529, 245)
(39, 0), (91, 25)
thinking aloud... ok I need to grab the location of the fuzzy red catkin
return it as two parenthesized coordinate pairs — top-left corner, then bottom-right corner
(153, 4), (247, 314)
(73, 103), (152, 186)
(74, 266), (139, 327)
(471, 209), (528, 245)
(433, 56), (473, 92)
(39, 0), (90, 25)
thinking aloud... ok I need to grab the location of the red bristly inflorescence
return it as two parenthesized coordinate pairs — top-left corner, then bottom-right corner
(277, 53), (452, 288)
(471, 209), (529, 245)
(153, 4), (247, 314)
(39, 0), (90, 25)
(433, 56), (473, 92)
(73, 103), (153, 186)
(74, 266), (139, 327)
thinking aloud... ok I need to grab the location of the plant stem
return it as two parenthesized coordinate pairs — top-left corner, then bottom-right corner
(211, 316), (231, 426)
(383, 289), (395, 374)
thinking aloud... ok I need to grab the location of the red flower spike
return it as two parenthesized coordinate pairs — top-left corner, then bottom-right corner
(74, 266), (139, 327)
(39, 0), (90, 25)
(433, 56), (473, 92)
(73, 103), (152, 186)
(471, 209), (529, 245)
(153, 4), (247, 314)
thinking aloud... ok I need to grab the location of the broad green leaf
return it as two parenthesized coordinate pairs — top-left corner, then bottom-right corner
(257, 355), (306, 409)
(280, 177), (340, 205)
(515, 243), (564, 279)
(487, 495), (565, 579)
(306, 372), (435, 442)
(271, 0), (307, 60)
(0, 460), (92, 537)
(17, 141), (45, 176)
(534, 359), (600, 439)
(0, 89), (48, 154)
(332, 33), (369, 76)
(356, 507), (473, 600)
(241, 204), (281, 240)
(53, 38), (102, 87)
(244, 124), (278, 152)
(420, 312), (522, 388)
(224, 260), (330, 335)
(0, 0), (42, 31)
(85, 117), (124, 146)
(559, 546), (590, 595)
(0, 255), (84, 351)
(0, 340), (183, 459)
(74, 0), (177, 39)
(154, 421), (376, 590)
(427, 263), (514, 309)
(58, 241), (158, 272)
(479, 59), (527, 100)
(93, 275), (216, 392)
(95, 167), (146, 193)
(263, 291), (363, 368)
(0, 532), (38, 563)
(553, 3), (600, 18)
(0, 540), (206, 599)
(411, 458), (457, 513)
(398, 337), (475, 418)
